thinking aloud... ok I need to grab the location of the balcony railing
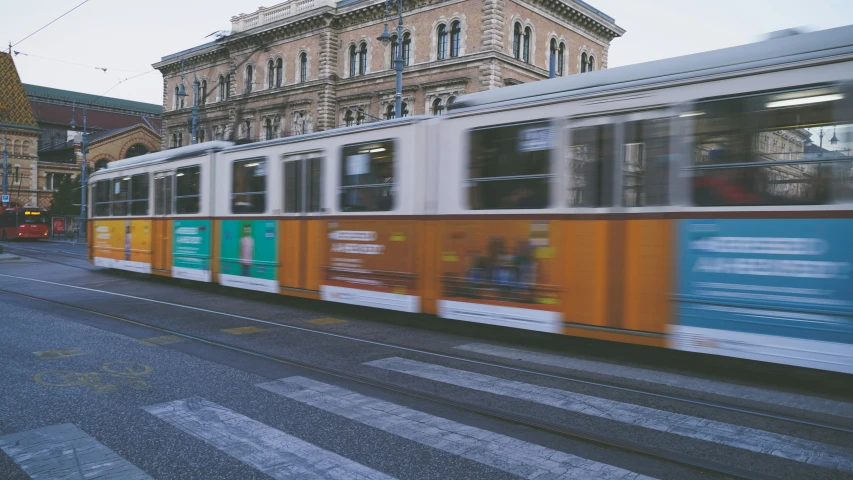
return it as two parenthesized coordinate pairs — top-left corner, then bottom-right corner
(231, 0), (335, 33)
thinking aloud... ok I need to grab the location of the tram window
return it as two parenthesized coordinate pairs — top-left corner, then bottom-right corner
(154, 171), (173, 215)
(691, 86), (852, 206)
(468, 121), (552, 210)
(567, 125), (613, 207)
(284, 157), (323, 213)
(112, 177), (130, 216)
(176, 165), (201, 214)
(623, 119), (670, 207)
(232, 158), (266, 214)
(94, 180), (111, 217)
(130, 174), (149, 216)
(340, 140), (395, 212)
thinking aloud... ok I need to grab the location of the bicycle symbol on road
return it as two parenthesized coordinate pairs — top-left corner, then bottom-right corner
(34, 361), (154, 394)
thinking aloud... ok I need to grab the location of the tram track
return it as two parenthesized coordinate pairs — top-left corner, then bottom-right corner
(0, 284), (773, 480)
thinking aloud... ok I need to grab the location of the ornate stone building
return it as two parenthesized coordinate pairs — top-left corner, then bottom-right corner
(154, 0), (624, 146)
(0, 52), (41, 208)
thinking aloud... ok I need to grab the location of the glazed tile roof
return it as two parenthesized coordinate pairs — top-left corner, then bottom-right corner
(0, 52), (38, 128)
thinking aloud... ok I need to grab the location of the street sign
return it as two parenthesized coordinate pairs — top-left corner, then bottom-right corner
(1, 194), (9, 204)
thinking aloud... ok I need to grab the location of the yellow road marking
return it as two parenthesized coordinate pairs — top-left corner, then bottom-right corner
(33, 349), (83, 359)
(307, 318), (347, 325)
(138, 335), (185, 347)
(221, 326), (267, 335)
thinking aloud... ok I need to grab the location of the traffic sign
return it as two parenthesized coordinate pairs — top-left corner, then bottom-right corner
(1, 194), (9, 204)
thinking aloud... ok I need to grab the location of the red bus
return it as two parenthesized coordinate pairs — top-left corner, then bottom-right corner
(0, 206), (49, 240)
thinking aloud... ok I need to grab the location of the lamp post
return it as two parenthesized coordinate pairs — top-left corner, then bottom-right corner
(70, 104), (88, 240)
(1, 109), (9, 205)
(176, 59), (199, 144)
(376, 0), (404, 119)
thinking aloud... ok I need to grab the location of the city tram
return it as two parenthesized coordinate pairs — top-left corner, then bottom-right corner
(88, 25), (853, 374)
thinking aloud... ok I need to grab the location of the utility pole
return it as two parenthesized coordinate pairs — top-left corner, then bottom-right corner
(70, 104), (88, 240)
(377, 0), (405, 119)
(1, 109), (9, 206)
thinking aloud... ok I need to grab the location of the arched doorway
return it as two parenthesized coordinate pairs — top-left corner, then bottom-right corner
(94, 159), (110, 171)
(124, 143), (150, 159)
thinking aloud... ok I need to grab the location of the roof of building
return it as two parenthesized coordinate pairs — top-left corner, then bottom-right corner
(0, 52), (39, 129)
(23, 84), (162, 116)
(29, 99), (162, 133)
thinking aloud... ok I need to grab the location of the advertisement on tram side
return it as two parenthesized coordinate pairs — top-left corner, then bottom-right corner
(92, 219), (152, 273)
(173, 220), (211, 282)
(321, 220), (419, 312)
(219, 219), (278, 293)
(437, 220), (562, 333)
(672, 219), (853, 374)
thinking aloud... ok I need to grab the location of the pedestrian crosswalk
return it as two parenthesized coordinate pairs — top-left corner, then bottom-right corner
(2, 356), (849, 479)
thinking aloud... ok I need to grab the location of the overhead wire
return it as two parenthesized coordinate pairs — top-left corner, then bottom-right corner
(12, 50), (146, 74)
(11, 0), (92, 48)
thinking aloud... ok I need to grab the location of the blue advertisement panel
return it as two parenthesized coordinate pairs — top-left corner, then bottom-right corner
(673, 219), (853, 374)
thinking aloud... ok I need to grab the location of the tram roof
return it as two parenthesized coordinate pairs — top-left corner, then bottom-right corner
(450, 24), (853, 112)
(95, 141), (234, 174)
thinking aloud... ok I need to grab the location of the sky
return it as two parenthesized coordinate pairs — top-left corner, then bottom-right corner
(2, 0), (852, 106)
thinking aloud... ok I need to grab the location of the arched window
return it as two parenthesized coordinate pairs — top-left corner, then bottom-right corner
(522, 26), (531, 63)
(447, 95), (456, 106)
(356, 109), (365, 125)
(198, 129), (205, 143)
(550, 39), (557, 76)
(349, 45), (357, 77)
(178, 132), (183, 146)
(450, 21), (461, 58)
(581, 52), (588, 73)
(300, 52), (307, 82)
(125, 143), (149, 158)
(344, 110), (355, 127)
(268, 60), (275, 88)
(244, 120), (252, 140)
(246, 65), (253, 92)
(558, 43), (565, 76)
(171, 134), (178, 148)
(401, 102), (409, 117)
(385, 105), (395, 120)
(174, 86), (180, 110)
(588, 55), (595, 71)
(225, 75), (231, 98)
(95, 159), (110, 171)
(219, 75), (225, 100)
(431, 98), (444, 116)
(264, 118), (273, 140)
(437, 24), (447, 60)
(359, 42), (367, 75)
(391, 35), (399, 68)
(512, 23), (521, 59)
(275, 58), (283, 87)
(201, 80), (207, 105)
(194, 81), (200, 105)
(402, 33), (411, 66)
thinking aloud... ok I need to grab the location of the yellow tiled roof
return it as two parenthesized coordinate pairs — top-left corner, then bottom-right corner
(0, 52), (38, 128)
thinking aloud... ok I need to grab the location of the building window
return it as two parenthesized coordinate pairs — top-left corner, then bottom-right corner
(200, 80), (207, 105)
(276, 58), (283, 86)
(268, 60), (275, 88)
(581, 52), (587, 73)
(385, 105), (395, 120)
(588, 55), (595, 72)
(178, 132), (183, 146)
(522, 27), (531, 63)
(300, 52), (307, 82)
(219, 75), (225, 100)
(558, 43), (565, 76)
(402, 33), (411, 66)
(513, 23), (521, 59)
(450, 21), (461, 58)
(246, 65), (253, 92)
(401, 102), (409, 117)
(198, 129), (205, 143)
(125, 143), (149, 158)
(171, 134), (178, 148)
(340, 139), (396, 212)
(265, 118), (273, 140)
(344, 110), (355, 127)
(437, 24), (447, 60)
(243, 120), (252, 140)
(194, 81), (200, 105)
(448, 96), (456, 106)
(359, 42), (367, 75)
(231, 158), (266, 214)
(432, 98), (444, 116)
(349, 45), (357, 77)
(226, 75), (231, 98)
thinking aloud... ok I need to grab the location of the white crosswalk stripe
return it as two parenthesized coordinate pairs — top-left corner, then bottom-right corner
(0, 423), (151, 480)
(143, 397), (396, 480)
(366, 357), (853, 473)
(455, 343), (853, 419)
(258, 376), (656, 480)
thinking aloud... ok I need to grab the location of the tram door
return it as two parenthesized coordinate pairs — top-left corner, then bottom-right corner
(280, 154), (324, 291)
(152, 170), (174, 274)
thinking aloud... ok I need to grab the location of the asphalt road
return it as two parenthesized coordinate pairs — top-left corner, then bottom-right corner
(0, 244), (851, 480)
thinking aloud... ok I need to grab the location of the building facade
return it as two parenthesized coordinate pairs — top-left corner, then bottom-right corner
(154, 0), (624, 147)
(0, 52), (41, 208)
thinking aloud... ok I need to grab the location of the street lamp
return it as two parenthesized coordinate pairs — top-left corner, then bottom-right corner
(377, 0), (404, 119)
(69, 103), (88, 240)
(176, 59), (200, 145)
(1, 109), (9, 206)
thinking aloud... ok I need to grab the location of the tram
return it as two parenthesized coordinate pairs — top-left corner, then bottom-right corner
(88, 25), (853, 374)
